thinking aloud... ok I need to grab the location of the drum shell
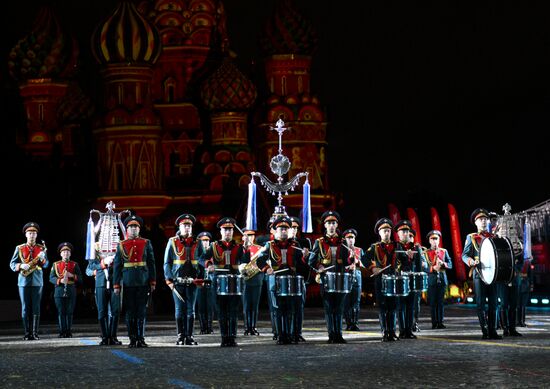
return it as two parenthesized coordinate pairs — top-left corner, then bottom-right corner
(275, 275), (304, 296)
(406, 272), (428, 292)
(216, 274), (244, 296)
(323, 272), (352, 293)
(479, 237), (514, 285)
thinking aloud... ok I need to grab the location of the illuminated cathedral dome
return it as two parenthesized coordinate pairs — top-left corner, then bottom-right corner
(260, 0), (318, 56)
(200, 57), (257, 111)
(8, 6), (78, 81)
(92, 1), (161, 65)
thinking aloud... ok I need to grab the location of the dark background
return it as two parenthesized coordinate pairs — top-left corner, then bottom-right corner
(2, 1), (550, 307)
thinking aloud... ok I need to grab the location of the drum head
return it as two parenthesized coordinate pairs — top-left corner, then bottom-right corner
(479, 238), (496, 285)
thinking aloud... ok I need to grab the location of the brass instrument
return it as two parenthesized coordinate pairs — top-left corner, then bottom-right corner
(241, 246), (266, 281)
(21, 240), (47, 277)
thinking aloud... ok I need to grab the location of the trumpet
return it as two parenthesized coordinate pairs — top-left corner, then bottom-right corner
(21, 240), (47, 277)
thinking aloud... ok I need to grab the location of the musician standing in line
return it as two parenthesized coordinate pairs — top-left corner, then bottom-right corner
(113, 215), (157, 348)
(424, 230), (452, 329)
(199, 217), (245, 347)
(462, 208), (502, 339)
(395, 220), (426, 339)
(288, 216), (310, 342)
(196, 231), (215, 334)
(164, 214), (201, 346)
(240, 229), (264, 336)
(10, 222), (49, 340)
(342, 228), (365, 331)
(366, 218), (398, 341)
(256, 216), (309, 344)
(86, 242), (122, 345)
(308, 211), (352, 344)
(50, 242), (82, 338)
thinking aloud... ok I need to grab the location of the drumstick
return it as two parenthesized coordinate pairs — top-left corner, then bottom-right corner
(214, 268), (229, 272)
(313, 265), (335, 273)
(274, 268), (290, 274)
(370, 264), (391, 277)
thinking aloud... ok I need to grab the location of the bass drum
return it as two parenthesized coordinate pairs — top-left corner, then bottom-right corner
(479, 237), (514, 285)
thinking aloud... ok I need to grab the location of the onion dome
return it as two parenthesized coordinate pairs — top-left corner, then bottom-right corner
(201, 57), (257, 111)
(92, 1), (161, 65)
(260, 0), (318, 56)
(137, 0), (228, 48)
(8, 6), (78, 82)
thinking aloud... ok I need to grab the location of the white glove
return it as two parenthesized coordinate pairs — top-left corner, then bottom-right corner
(238, 263), (246, 274)
(104, 256), (114, 266)
(65, 271), (74, 278)
(20, 263), (30, 271)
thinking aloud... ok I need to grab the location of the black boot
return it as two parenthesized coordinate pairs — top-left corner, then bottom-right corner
(325, 314), (334, 343)
(520, 306), (527, 327)
(344, 309), (352, 331)
(58, 315), (65, 338)
(23, 315), (33, 340)
(198, 314), (207, 335)
(243, 312), (251, 336)
(478, 312), (489, 339)
(276, 315), (286, 345)
(176, 318), (185, 345)
(32, 315), (40, 340)
(65, 316), (73, 338)
(207, 311), (214, 334)
(109, 316), (122, 345)
(185, 315), (198, 345)
(99, 318), (109, 345)
(136, 319), (148, 347)
(488, 310), (502, 340)
(334, 314), (347, 344)
(252, 310), (260, 336)
(500, 309), (509, 336)
(351, 309), (361, 331)
(508, 309), (522, 337)
(219, 319), (228, 347)
(128, 318), (137, 348)
(228, 317), (237, 347)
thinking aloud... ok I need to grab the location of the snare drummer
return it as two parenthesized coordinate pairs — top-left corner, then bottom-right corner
(462, 208), (502, 340)
(395, 220), (426, 339)
(256, 216), (309, 344)
(163, 213), (201, 346)
(425, 230), (452, 329)
(366, 218), (399, 342)
(199, 217), (245, 347)
(308, 211), (352, 344)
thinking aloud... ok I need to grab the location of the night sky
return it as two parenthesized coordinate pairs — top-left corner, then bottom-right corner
(2, 1), (550, 298)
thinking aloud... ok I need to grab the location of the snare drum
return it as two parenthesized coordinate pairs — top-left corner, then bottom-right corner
(275, 275), (304, 297)
(216, 274), (244, 296)
(382, 274), (410, 296)
(323, 272), (351, 293)
(479, 237), (514, 285)
(409, 272), (428, 292)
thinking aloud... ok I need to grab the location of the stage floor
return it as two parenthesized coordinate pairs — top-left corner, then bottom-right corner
(1, 305), (549, 388)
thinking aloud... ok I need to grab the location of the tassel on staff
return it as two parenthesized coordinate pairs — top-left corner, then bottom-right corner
(85, 215), (96, 260)
(245, 178), (257, 231)
(302, 178), (312, 233)
(523, 220), (532, 260)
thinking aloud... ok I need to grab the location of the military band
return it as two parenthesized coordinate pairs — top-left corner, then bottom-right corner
(113, 215), (157, 348)
(49, 242), (82, 338)
(10, 222), (49, 340)
(9, 205), (537, 346)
